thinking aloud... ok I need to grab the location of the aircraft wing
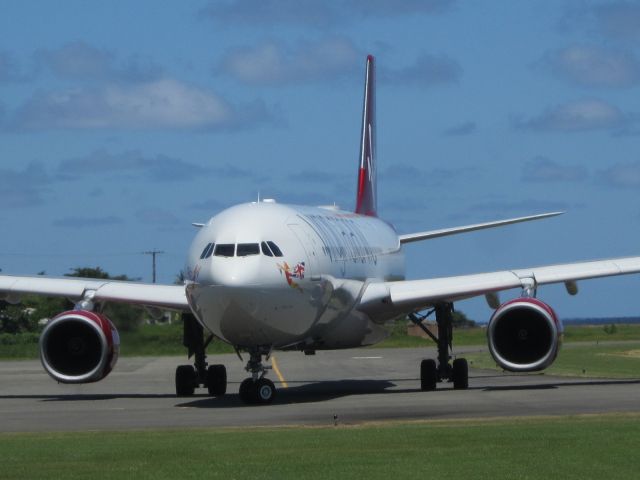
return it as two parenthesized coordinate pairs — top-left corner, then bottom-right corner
(398, 212), (563, 244)
(0, 275), (189, 311)
(358, 256), (640, 316)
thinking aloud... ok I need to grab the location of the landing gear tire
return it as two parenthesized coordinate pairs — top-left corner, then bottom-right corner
(238, 377), (276, 405)
(420, 359), (437, 391)
(175, 365), (197, 397)
(239, 378), (255, 404)
(206, 364), (227, 396)
(452, 358), (469, 390)
(255, 378), (276, 404)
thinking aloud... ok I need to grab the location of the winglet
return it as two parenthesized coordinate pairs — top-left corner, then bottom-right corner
(355, 55), (377, 217)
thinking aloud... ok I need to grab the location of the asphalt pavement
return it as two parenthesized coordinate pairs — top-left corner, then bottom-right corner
(1, 347), (638, 432)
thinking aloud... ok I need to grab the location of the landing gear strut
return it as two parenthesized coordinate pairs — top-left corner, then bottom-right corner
(410, 302), (469, 391)
(239, 347), (276, 405)
(175, 313), (227, 397)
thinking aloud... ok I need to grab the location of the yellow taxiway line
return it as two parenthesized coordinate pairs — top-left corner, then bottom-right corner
(270, 356), (288, 388)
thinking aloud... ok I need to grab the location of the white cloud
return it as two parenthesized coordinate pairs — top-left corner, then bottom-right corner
(0, 162), (50, 207)
(219, 41), (461, 88)
(522, 157), (589, 183)
(443, 121), (476, 136)
(515, 99), (629, 133)
(0, 50), (31, 83)
(348, 0), (454, 17)
(595, 2), (640, 41)
(599, 161), (640, 188)
(381, 53), (461, 87)
(35, 41), (162, 82)
(10, 78), (269, 130)
(457, 199), (570, 218)
(58, 149), (208, 182)
(544, 45), (640, 88)
(217, 37), (361, 86)
(200, 0), (454, 27)
(52, 216), (124, 228)
(135, 208), (180, 226)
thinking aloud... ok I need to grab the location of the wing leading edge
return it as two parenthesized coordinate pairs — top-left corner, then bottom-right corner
(0, 275), (189, 311)
(398, 211), (563, 244)
(358, 256), (640, 317)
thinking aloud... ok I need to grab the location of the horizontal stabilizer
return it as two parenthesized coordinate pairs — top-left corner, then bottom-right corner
(399, 211), (563, 244)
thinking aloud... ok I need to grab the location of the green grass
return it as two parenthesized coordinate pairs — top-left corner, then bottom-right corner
(0, 332), (40, 359)
(0, 415), (639, 479)
(117, 322), (234, 356)
(0, 323), (234, 359)
(376, 325), (487, 348)
(376, 323), (640, 349)
(467, 341), (640, 378)
(562, 323), (640, 342)
(2, 323), (640, 360)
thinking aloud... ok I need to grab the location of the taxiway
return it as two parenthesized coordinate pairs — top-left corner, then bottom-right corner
(1, 347), (638, 432)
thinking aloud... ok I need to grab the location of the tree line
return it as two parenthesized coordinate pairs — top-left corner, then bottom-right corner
(1, 266), (476, 335)
(0, 267), (146, 334)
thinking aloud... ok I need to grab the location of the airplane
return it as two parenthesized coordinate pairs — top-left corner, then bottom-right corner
(1, 55), (640, 405)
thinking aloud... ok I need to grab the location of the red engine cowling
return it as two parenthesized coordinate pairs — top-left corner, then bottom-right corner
(487, 298), (562, 372)
(39, 310), (120, 384)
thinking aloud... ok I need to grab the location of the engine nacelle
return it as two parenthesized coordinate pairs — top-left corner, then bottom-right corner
(487, 298), (562, 372)
(39, 310), (120, 384)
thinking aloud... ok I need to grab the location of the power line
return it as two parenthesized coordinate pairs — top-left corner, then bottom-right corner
(142, 250), (164, 283)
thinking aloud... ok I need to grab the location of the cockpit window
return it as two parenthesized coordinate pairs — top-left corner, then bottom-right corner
(261, 241), (273, 257)
(200, 243), (214, 259)
(214, 244), (235, 257)
(237, 243), (260, 257)
(267, 241), (283, 257)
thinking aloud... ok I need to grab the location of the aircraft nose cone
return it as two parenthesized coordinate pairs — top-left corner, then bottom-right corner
(208, 260), (260, 287)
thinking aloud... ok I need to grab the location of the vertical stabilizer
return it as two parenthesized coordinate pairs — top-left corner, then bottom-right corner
(355, 55), (377, 217)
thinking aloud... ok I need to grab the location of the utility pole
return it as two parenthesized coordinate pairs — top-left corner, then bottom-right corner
(143, 250), (164, 283)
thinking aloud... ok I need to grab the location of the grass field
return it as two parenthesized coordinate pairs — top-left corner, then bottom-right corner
(0, 414), (638, 479)
(370, 322), (640, 348)
(0, 322), (235, 359)
(466, 341), (640, 378)
(2, 322), (640, 361)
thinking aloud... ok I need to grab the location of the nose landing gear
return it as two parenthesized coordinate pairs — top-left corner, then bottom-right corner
(239, 347), (277, 405)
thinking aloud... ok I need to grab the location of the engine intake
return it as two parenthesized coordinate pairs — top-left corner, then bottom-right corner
(487, 298), (562, 372)
(39, 310), (120, 383)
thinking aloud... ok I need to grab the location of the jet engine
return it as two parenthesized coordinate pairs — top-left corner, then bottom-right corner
(39, 310), (120, 383)
(487, 298), (562, 372)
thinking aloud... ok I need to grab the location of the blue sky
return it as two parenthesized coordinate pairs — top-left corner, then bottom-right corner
(1, 1), (639, 322)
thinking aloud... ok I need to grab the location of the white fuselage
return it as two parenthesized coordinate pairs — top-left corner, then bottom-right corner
(184, 202), (405, 350)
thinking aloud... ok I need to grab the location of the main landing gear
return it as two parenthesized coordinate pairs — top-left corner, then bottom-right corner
(175, 313), (227, 397)
(238, 347), (277, 405)
(409, 302), (469, 391)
